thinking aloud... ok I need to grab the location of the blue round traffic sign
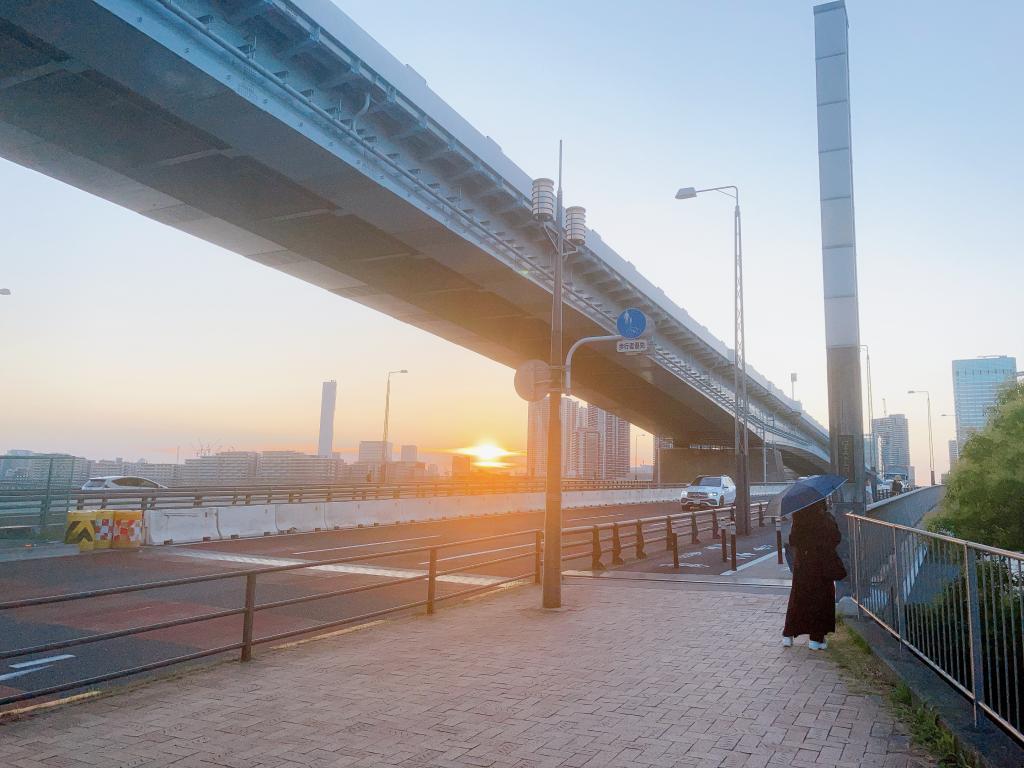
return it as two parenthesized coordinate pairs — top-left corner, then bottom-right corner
(616, 308), (647, 339)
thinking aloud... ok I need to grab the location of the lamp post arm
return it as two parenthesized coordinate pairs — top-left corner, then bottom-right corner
(564, 334), (622, 396)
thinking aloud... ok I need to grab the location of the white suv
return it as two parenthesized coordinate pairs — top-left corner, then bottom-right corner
(680, 475), (737, 510)
(81, 476), (166, 491)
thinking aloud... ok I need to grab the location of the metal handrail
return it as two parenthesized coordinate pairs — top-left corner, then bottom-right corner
(847, 513), (1024, 745)
(0, 527), (544, 707)
(847, 513), (1024, 561)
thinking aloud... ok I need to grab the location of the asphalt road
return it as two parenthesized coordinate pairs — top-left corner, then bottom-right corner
(0, 500), (780, 709)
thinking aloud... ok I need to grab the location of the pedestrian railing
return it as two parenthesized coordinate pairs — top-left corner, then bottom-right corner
(0, 499), (784, 708)
(847, 513), (1024, 744)
(0, 529), (542, 708)
(561, 501), (772, 572)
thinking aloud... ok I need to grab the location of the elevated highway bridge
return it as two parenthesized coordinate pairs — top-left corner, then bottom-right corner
(0, 0), (829, 473)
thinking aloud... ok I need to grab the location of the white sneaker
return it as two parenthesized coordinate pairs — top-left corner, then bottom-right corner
(808, 640), (828, 650)
(782, 636), (794, 647)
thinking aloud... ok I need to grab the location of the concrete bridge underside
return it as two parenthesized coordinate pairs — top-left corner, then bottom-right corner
(0, 0), (827, 476)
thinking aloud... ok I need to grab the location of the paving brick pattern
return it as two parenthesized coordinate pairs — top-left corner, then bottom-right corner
(0, 582), (933, 768)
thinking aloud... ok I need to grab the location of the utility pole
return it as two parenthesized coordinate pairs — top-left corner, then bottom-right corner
(531, 143), (587, 609)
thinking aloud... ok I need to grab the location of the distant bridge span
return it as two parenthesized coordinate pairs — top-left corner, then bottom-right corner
(0, 0), (830, 473)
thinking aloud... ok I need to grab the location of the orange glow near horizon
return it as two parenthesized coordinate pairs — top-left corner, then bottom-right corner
(455, 442), (520, 469)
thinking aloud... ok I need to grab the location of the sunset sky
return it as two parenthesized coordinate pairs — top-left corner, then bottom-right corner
(1, 1), (1021, 476)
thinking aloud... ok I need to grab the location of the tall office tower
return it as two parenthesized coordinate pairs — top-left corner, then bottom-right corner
(872, 414), (910, 479)
(317, 380), (337, 458)
(952, 356), (1017, 445)
(400, 445), (418, 462)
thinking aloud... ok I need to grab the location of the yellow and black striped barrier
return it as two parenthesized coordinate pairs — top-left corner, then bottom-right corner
(64, 511), (96, 552)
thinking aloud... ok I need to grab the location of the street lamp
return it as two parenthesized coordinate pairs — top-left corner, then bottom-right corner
(861, 345), (877, 479)
(532, 142), (586, 610)
(907, 389), (935, 486)
(380, 369), (408, 484)
(675, 184), (750, 535)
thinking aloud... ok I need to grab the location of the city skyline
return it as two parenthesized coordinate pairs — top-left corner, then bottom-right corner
(2, 2), (1022, 479)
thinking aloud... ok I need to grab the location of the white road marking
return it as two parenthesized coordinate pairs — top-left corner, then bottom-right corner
(0, 653), (76, 682)
(171, 549), (503, 586)
(293, 535), (439, 555)
(659, 563), (710, 569)
(565, 513), (621, 523)
(10, 654), (75, 669)
(721, 550), (783, 575)
(418, 543), (529, 565)
(0, 669), (41, 682)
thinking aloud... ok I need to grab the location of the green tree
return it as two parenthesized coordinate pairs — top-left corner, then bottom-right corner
(929, 381), (1024, 550)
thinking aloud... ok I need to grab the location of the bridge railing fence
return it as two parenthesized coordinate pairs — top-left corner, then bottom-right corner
(847, 513), (1024, 745)
(0, 479), (690, 532)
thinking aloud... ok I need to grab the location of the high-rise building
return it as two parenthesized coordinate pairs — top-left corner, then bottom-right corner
(122, 460), (183, 487)
(400, 445), (418, 462)
(182, 451), (259, 486)
(585, 406), (630, 479)
(526, 398), (630, 479)
(863, 433), (883, 475)
(947, 439), (959, 469)
(952, 356), (1017, 446)
(257, 451), (336, 484)
(526, 397), (578, 478)
(872, 415), (910, 479)
(451, 454), (472, 478)
(317, 380), (337, 458)
(358, 440), (392, 464)
(653, 436), (673, 484)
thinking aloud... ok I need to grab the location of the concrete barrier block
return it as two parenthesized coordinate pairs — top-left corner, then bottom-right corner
(145, 509), (219, 545)
(275, 502), (326, 533)
(218, 505), (275, 539)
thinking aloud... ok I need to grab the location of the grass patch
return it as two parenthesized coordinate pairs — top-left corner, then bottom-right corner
(830, 618), (976, 768)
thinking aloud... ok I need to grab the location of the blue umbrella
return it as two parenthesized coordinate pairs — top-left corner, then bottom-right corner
(769, 474), (846, 569)
(770, 474), (847, 518)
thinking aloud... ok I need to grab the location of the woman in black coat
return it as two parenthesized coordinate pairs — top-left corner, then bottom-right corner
(782, 500), (844, 649)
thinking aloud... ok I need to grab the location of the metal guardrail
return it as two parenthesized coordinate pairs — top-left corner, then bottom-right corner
(561, 501), (774, 573)
(847, 513), (1024, 745)
(0, 529), (542, 707)
(0, 479), (688, 531)
(0, 499), (782, 707)
(0, 480), (788, 532)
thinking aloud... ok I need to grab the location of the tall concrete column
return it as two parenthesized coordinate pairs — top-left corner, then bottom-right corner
(814, 1), (866, 578)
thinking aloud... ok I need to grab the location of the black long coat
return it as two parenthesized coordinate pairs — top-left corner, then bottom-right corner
(783, 505), (841, 638)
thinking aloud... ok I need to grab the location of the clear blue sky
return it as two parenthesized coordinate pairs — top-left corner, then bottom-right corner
(1, 0), (1021, 477)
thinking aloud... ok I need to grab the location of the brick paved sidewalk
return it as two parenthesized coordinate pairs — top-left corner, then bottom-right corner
(0, 581), (932, 768)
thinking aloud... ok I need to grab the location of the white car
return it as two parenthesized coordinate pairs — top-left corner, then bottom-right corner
(680, 475), (737, 510)
(81, 476), (166, 491)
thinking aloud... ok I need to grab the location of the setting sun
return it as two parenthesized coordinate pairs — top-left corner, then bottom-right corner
(456, 442), (519, 468)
